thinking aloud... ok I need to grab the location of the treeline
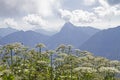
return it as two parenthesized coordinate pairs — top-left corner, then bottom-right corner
(0, 43), (120, 80)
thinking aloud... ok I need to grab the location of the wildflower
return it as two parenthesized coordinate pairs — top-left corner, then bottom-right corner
(37, 60), (48, 65)
(73, 67), (97, 73)
(99, 67), (120, 73)
(58, 53), (68, 58)
(55, 58), (64, 62)
(110, 60), (120, 66)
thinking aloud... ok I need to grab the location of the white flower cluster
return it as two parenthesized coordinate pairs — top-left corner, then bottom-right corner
(81, 62), (93, 67)
(86, 55), (94, 60)
(58, 53), (68, 58)
(80, 51), (93, 56)
(0, 69), (12, 75)
(63, 64), (71, 69)
(94, 57), (108, 62)
(99, 67), (120, 73)
(24, 69), (29, 73)
(37, 60), (48, 65)
(110, 60), (120, 66)
(79, 57), (88, 61)
(73, 67), (97, 73)
(55, 58), (64, 62)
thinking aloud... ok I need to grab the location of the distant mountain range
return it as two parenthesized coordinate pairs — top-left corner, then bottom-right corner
(0, 31), (49, 47)
(0, 22), (99, 48)
(34, 28), (55, 36)
(0, 27), (18, 37)
(46, 22), (99, 49)
(1, 22), (120, 60)
(80, 26), (120, 60)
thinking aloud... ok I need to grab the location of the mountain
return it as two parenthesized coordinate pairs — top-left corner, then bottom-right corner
(34, 28), (55, 36)
(0, 31), (49, 47)
(0, 27), (18, 37)
(80, 26), (120, 60)
(46, 22), (100, 49)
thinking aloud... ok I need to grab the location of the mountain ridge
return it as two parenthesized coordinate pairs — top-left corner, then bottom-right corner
(80, 26), (120, 60)
(0, 30), (49, 47)
(46, 22), (100, 49)
(0, 27), (18, 37)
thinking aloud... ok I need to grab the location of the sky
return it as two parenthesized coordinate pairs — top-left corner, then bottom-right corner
(0, 0), (120, 32)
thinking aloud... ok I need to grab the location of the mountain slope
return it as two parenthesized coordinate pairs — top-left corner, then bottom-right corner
(0, 27), (18, 37)
(80, 26), (120, 60)
(46, 22), (100, 49)
(34, 28), (55, 36)
(0, 31), (49, 47)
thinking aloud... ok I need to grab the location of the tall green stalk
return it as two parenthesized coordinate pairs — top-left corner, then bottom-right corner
(50, 53), (53, 80)
(10, 49), (13, 66)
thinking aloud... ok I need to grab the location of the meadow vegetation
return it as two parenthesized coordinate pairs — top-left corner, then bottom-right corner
(0, 43), (120, 80)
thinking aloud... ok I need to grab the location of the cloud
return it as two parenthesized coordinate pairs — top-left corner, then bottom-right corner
(0, 0), (120, 31)
(59, 9), (72, 22)
(98, 0), (110, 8)
(59, 9), (98, 24)
(84, 0), (96, 6)
(94, 6), (113, 17)
(72, 10), (97, 23)
(0, 0), (62, 18)
(0, 0), (64, 31)
(107, 0), (120, 5)
(59, 0), (120, 29)
(36, 0), (62, 17)
(62, 0), (99, 11)
(94, 0), (120, 18)
(23, 14), (64, 32)
(0, 0), (36, 17)
(23, 14), (47, 27)
(3, 18), (34, 31)
(4, 18), (18, 27)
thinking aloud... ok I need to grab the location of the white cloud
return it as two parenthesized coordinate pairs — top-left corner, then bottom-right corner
(0, 0), (37, 17)
(37, 0), (61, 17)
(72, 10), (97, 23)
(23, 14), (64, 32)
(23, 14), (47, 27)
(0, 0), (62, 18)
(84, 0), (96, 6)
(59, 9), (98, 24)
(38, 0), (53, 17)
(111, 5), (120, 16)
(4, 18), (18, 27)
(20, 0), (64, 32)
(98, 0), (110, 8)
(94, 0), (120, 18)
(94, 6), (113, 17)
(0, 0), (120, 31)
(59, 9), (72, 22)
(3, 18), (34, 31)
(106, 0), (120, 5)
